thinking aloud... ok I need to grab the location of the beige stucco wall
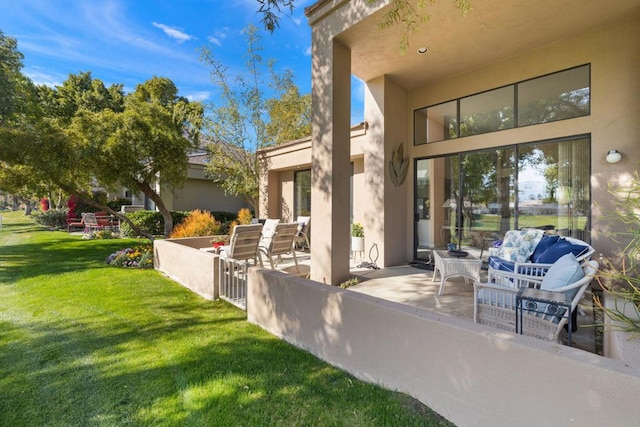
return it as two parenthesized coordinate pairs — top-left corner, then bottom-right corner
(248, 268), (640, 427)
(154, 237), (220, 300)
(403, 15), (640, 261)
(161, 164), (248, 214)
(259, 129), (368, 224)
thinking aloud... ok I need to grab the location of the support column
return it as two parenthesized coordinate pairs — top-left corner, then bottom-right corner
(310, 38), (351, 285)
(363, 76), (408, 267)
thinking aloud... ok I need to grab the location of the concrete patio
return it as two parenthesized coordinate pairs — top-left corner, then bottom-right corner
(273, 250), (598, 354)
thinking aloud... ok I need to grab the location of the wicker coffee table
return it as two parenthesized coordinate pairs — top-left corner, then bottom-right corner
(432, 250), (482, 296)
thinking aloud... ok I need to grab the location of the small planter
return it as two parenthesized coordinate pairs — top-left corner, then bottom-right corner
(351, 236), (365, 252)
(210, 235), (230, 248)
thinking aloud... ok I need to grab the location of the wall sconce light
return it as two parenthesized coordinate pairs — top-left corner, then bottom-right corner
(606, 150), (622, 164)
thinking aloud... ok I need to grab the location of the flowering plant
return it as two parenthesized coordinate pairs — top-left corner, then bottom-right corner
(106, 245), (153, 268)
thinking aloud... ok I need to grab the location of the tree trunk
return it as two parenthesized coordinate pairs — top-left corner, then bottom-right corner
(23, 199), (32, 215)
(138, 182), (173, 238)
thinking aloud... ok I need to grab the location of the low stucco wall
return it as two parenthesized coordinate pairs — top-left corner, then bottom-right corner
(248, 268), (640, 427)
(603, 295), (640, 368)
(154, 237), (220, 300)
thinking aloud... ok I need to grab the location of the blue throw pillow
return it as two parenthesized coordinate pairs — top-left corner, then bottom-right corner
(531, 235), (560, 262)
(541, 253), (585, 292)
(488, 256), (515, 272)
(535, 238), (589, 264)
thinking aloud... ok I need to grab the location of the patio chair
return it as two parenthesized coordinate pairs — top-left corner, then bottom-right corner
(218, 224), (264, 309)
(474, 254), (598, 343)
(81, 212), (102, 234)
(293, 216), (310, 251)
(94, 211), (112, 228)
(259, 222), (300, 273)
(67, 215), (84, 232)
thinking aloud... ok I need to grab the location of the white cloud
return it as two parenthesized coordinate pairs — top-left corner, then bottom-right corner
(207, 36), (222, 47)
(24, 67), (63, 88)
(152, 22), (194, 43)
(186, 91), (211, 102)
(304, 46), (311, 56)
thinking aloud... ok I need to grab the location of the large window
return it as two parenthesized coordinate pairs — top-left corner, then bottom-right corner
(294, 169), (311, 218)
(460, 86), (514, 137)
(414, 136), (591, 259)
(517, 66), (590, 126)
(414, 65), (590, 145)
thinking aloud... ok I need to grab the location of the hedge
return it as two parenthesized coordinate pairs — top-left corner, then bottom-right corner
(120, 210), (237, 237)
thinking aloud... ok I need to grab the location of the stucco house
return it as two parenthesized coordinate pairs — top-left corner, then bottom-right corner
(118, 150), (247, 214)
(258, 0), (640, 286)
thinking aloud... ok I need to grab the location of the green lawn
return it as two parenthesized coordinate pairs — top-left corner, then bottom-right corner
(0, 211), (451, 426)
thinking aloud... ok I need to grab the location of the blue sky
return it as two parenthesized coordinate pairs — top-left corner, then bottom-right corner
(0, 0), (365, 122)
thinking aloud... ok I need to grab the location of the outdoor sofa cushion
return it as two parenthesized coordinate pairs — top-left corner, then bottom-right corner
(530, 235), (560, 261)
(489, 235), (589, 274)
(533, 238), (590, 264)
(540, 253), (585, 297)
(493, 229), (545, 263)
(534, 253), (585, 321)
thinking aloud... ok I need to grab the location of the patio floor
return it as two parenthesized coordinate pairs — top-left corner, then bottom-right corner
(274, 250), (599, 354)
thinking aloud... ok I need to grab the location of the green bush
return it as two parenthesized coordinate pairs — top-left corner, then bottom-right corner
(119, 210), (237, 238)
(106, 198), (133, 212)
(119, 210), (190, 237)
(32, 209), (69, 229)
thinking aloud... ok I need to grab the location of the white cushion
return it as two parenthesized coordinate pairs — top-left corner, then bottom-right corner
(541, 253), (584, 290)
(494, 229), (544, 263)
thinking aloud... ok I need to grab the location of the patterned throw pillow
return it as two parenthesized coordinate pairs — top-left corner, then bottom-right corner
(495, 229), (545, 263)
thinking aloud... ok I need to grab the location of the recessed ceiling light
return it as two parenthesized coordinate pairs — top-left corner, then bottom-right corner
(417, 47), (429, 54)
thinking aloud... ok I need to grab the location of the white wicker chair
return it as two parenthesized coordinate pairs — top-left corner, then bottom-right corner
(474, 259), (598, 343)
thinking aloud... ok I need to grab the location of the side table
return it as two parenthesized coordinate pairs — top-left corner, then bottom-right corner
(432, 250), (482, 296)
(516, 288), (573, 345)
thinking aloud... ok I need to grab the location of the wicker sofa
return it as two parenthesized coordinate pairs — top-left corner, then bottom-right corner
(474, 256), (598, 343)
(487, 229), (594, 276)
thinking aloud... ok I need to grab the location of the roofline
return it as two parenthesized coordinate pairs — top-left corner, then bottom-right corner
(256, 122), (368, 154)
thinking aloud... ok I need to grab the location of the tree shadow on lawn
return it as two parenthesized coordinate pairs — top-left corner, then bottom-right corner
(0, 296), (442, 426)
(0, 231), (147, 283)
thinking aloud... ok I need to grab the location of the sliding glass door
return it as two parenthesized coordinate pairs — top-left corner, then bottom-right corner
(413, 136), (591, 260)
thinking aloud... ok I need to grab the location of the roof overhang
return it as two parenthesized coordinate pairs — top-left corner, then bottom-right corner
(308, 0), (640, 90)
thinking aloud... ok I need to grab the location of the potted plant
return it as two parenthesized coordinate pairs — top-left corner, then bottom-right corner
(351, 223), (365, 253)
(211, 236), (227, 249)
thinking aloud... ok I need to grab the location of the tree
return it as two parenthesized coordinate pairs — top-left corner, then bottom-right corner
(255, 0), (295, 32)
(69, 76), (204, 238)
(0, 30), (25, 124)
(200, 25), (310, 212)
(265, 69), (311, 145)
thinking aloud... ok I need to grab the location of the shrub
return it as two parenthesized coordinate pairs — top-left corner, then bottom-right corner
(106, 198), (133, 212)
(237, 208), (253, 225)
(67, 191), (108, 218)
(169, 210), (222, 238)
(88, 229), (117, 240)
(106, 246), (153, 268)
(32, 209), (69, 229)
(339, 277), (360, 288)
(119, 210), (190, 238)
(594, 171), (640, 333)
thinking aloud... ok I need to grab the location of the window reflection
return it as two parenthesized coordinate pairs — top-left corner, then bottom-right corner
(414, 137), (591, 259)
